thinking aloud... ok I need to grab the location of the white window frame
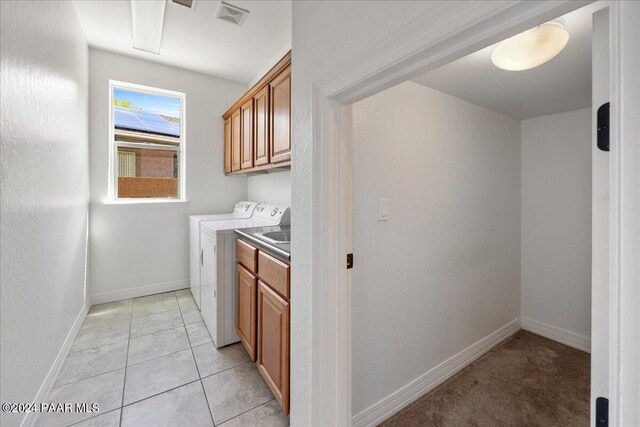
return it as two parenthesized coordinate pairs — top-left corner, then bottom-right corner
(108, 80), (186, 203)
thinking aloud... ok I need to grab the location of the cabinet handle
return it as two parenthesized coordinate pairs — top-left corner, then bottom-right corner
(201, 249), (204, 266)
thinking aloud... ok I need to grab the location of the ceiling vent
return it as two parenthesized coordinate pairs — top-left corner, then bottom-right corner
(171, 0), (197, 9)
(215, 1), (249, 26)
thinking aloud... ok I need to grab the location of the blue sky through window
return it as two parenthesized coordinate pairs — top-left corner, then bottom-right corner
(114, 88), (181, 118)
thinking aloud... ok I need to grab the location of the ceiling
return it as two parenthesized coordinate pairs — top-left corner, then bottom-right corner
(73, 0), (291, 84)
(412, 2), (606, 120)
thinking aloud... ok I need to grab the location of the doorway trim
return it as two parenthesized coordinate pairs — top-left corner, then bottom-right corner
(308, 0), (639, 425)
(608, 2), (640, 425)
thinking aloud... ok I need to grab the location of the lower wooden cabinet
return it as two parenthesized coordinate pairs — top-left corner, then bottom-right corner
(237, 238), (290, 415)
(257, 281), (290, 414)
(237, 264), (257, 361)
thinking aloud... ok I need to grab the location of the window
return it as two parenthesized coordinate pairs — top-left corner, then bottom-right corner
(109, 81), (185, 201)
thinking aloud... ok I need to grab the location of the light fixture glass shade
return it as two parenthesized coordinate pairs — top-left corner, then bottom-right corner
(491, 20), (569, 71)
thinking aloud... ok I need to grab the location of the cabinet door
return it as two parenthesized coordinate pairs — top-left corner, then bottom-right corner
(257, 281), (289, 414)
(270, 65), (291, 164)
(237, 264), (257, 361)
(240, 99), (254, 170)
(253, 86), (270, 167)
(231, 109), (241, 172)
(224, 117), (231, 174)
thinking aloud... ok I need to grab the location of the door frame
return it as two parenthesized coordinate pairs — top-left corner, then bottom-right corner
(308, 1), (640, 425)
(608, 2), (640, 425)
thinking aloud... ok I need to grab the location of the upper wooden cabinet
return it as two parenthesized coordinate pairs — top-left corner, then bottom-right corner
(270, 64), (291, 164)
(253, 86), (270, 167)
(231, 109), (241, 172)
(240, 98), (254, 170)
(224, 117), (231, 174)
(222, 51), (291, 175)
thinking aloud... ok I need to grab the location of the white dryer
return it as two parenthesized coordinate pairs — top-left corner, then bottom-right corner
(189, 201), (258, 308)
(199, 203), (290, 348)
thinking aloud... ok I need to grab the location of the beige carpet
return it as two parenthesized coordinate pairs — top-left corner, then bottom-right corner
(379, 330), (590, 427)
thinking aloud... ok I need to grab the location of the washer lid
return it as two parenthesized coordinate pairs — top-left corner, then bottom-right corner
(190, 201), (259, 222)
(232, 201), (258, 217)
(253, 204), (290, 225)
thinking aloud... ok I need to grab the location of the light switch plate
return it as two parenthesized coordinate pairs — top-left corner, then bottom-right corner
(378, 198), (389, 221)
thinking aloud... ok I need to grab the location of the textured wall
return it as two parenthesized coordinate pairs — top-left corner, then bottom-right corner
(0, 2), (89, 426)
(291, 2), (446, 423)
(352, 81), (521, 415)
(88, 49), (247, 301)
(521, 108), (592, 339)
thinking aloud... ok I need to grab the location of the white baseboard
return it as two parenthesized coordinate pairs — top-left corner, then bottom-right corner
(352, 318), (521, 427)
(91, 279), (189, 305)
(521, 317), (591, 353)
(22, 299), (91, 427)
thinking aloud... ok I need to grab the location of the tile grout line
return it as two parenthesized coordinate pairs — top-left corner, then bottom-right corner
(58, 323), (233, 393)
(129, 310), (184, 340)
(130, 304), (182, 320)
(61, 293), (250, 426)
(50, 295), (189, 426)
(108, 365), (264, 423)
(67, 336), (129, 356)
(216, 398), (277, 426)
(199, 360), (253, 382)
(58, 301), (134, 427)
(53, 343), (197, 392)
(119, 299), (134, 427)
(175, 291), (218, 426)
(60, 293), (279, 426)
(199, 380), (217, 427)
(68, 300), (132, 355)
(120, 378), (202, 410)
(66, 407), (121, 426)
(175, 294), (279, 424)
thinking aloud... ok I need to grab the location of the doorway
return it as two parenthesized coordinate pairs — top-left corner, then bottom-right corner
(301, 1), (640, 426)
(351, 3), (602, 424)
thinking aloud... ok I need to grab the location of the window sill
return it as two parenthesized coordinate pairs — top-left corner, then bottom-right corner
(101, 199), (189, 209)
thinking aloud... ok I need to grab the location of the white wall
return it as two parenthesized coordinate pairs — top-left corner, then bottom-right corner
(247, 171), (291, 206)
(351, 81), (521, 415)
(0, 2), (89, 426)
(247, 42), (292, 88)
(291, 3), (444, 422)
(88, 49), (247, 301)
(521, 108), (592, 342)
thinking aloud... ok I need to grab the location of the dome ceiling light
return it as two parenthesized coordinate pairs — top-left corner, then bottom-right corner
(491, 19), (569, 71)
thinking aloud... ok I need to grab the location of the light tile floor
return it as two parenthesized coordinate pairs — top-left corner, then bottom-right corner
(36, 290), (289, 427)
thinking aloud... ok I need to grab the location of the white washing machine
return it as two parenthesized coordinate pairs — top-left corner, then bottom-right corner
(200, 203), (290, 348)
(189, 201), (258, 308)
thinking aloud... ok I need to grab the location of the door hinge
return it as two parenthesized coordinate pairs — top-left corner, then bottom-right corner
(346, 253), (353, 269)
(597, 102), (610, 152)
(596, 397), (608, 427)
